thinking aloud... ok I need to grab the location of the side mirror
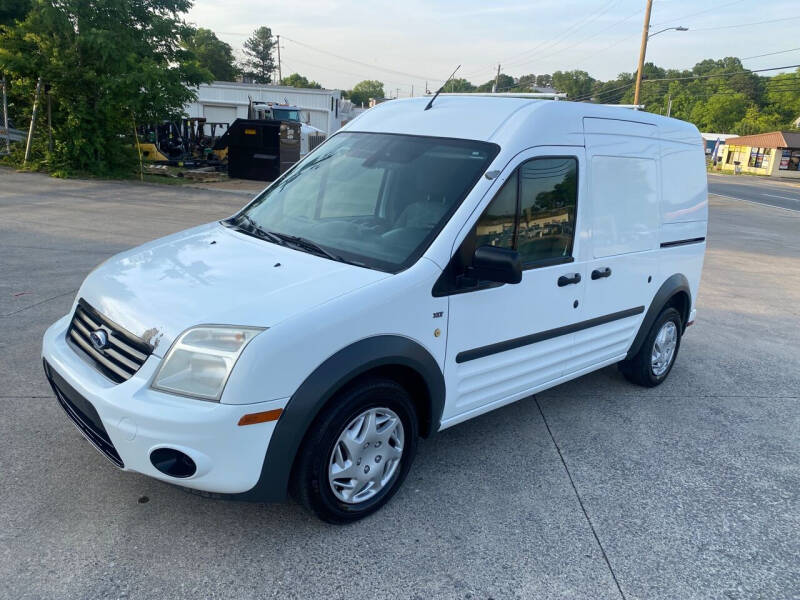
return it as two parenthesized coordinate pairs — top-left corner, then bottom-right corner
(470, 245), (522, 284)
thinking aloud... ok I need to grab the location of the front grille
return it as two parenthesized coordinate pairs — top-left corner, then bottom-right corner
(308, 133), (326, 152)
(44, 360), (124, 468)
(67, 299), (152, 383)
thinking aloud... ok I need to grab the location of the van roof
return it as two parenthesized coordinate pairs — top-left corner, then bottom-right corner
(343, 96), (700, 147)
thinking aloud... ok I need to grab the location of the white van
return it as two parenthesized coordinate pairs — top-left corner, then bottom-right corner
(42, 97), (707, 523)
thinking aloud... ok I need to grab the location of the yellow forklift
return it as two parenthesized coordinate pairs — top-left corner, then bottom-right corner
(137, 118), (229, 167)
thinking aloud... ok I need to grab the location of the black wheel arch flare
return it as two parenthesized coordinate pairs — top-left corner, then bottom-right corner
(627, 273), (692, 360)
(231, 335), (445, 503)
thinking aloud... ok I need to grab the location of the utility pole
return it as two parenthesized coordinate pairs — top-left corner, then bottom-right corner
(411, 84), (414, 97)
(1, 75), (10, 156)
(46, 83), (53, 154)
(492, 64), (501, 93)
(633, 0), (653, 108)
(396, 87), (400, 99)
(24, 76), (42, 165)
(666, 94), (673, 117)
(276, 34), (282, 84)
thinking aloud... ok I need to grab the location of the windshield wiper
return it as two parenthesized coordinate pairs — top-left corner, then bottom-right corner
(268, 231), (342, 262)
(234, 214), (284, 245)
(229, 215), (362, 266)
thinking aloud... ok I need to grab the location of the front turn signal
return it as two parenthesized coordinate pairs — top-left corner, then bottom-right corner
(238, 409), (283, 426)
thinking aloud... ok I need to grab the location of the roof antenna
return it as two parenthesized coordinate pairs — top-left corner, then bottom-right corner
(424, 65), (461, 111)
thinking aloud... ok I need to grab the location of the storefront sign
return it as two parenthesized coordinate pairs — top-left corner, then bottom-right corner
(780, 149), (790, 170)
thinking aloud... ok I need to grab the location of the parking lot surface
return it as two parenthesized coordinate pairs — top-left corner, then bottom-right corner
(708, 172), (800, 212)
(1, 168), (798, 599)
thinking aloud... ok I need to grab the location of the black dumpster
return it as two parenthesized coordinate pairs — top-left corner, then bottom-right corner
(224, 118), (304, 182)
(226, 119), (281, 181)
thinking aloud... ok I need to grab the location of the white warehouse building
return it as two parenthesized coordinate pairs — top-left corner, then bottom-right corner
(185, 82), (353, 136)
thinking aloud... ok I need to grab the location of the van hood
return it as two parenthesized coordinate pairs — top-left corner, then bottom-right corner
(77, 222), (389, 356)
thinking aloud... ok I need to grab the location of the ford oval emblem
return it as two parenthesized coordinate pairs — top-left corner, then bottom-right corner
(89, 329), (108, 350)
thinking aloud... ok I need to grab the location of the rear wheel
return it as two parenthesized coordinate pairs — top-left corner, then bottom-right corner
(291, 378), (418, 524)
(620, 306), (682, 387)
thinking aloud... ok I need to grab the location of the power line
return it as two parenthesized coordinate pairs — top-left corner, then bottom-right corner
(568, 65), (800, 103)
(276, 54), (413, 92)
(280, 35), (442, 82)
(505, 2), (638, 71)
(551, 6), (644, 68)
(502, 0), (623, 69)
(691, 16), (800, 32)
(741, 47), (800, 61)
(631, 64), (800, 83)
(650, 0), (747, 28)
(573, 75), (800, 105)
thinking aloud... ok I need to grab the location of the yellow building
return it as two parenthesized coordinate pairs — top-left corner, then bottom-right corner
(718, 131), (800, 179)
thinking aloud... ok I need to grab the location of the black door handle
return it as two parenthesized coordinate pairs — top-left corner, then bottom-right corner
(591, 267), (612, 280)
(558, 273), (581, 287)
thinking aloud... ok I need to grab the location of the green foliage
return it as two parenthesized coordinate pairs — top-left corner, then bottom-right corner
(689, 92), (749, 132)
(476, 73), (515, 92)
(241, 26), (276, 84)
(552, 70), (595, 100)
(0, 0), (30, 23)
(348, 80), (384, 106)
(0, 0), (209, 176)
(581, 58), (799, 134)
(445, 78), (475, 93)
(183, 28), (238, 81)
(281, 73), (322, 89)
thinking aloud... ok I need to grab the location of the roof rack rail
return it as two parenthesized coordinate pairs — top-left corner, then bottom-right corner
(439, 92), (567, 100)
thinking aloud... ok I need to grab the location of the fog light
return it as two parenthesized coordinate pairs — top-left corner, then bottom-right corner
(150, 448), (197, 478)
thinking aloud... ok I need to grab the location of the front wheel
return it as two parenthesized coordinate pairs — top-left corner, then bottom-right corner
(619, 306), (682, 387)
(291, 378), (418, 524)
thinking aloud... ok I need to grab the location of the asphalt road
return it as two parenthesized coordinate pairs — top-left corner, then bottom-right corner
(1, 168), (798, 600)
(708, 172), (800, 212)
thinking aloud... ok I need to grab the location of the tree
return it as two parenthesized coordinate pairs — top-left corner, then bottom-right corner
(0, 0), (30, 23)
(552, 70), (595, 100)
(689, 92), (748, 133)
(183, 28), (238, 81)
(348, 80), (384, 106)
(535, 74), (553, 88)
(445, 78), (475, 93)
(241, 26), (276, 84)
(476, 73), (514, 93)
(734, 105), (785, 136)
(281, 73), (322, 89)
(763, 69), (800, 125)
(515, 74), (536, 91)
(0, 0), (209, 175)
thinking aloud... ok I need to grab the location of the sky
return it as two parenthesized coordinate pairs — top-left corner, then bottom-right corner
(187, 0), (800, 96)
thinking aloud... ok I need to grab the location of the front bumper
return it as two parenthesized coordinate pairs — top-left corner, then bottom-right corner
(42, 314), (288, 494)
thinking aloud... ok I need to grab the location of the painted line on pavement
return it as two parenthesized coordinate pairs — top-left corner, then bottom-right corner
(762, 193), (798, 201)
(710, 193), (800, 214)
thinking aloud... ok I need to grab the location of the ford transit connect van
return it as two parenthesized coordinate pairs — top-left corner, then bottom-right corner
(42, 97), (707, 523)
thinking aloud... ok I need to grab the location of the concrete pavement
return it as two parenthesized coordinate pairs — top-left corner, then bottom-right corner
(1, 168), (798, 599)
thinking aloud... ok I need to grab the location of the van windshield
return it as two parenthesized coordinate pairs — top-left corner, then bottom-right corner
(232, 132), (499, 272)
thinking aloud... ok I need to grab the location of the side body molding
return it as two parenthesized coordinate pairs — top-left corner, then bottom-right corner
(627, 273), (691, 360)
(234, 335), (445, 502)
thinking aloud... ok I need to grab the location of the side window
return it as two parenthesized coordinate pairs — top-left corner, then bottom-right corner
(475, 171), (517, 250)
(517, 158), (577, 263)
(473, 157), (577, 267)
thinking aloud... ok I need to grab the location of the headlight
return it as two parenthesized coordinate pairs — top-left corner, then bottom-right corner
(151, 326), (264, 401)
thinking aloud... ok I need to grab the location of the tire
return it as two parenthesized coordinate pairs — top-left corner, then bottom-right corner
(619, 306), (682, 387)
(291, 378), (418, 524)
